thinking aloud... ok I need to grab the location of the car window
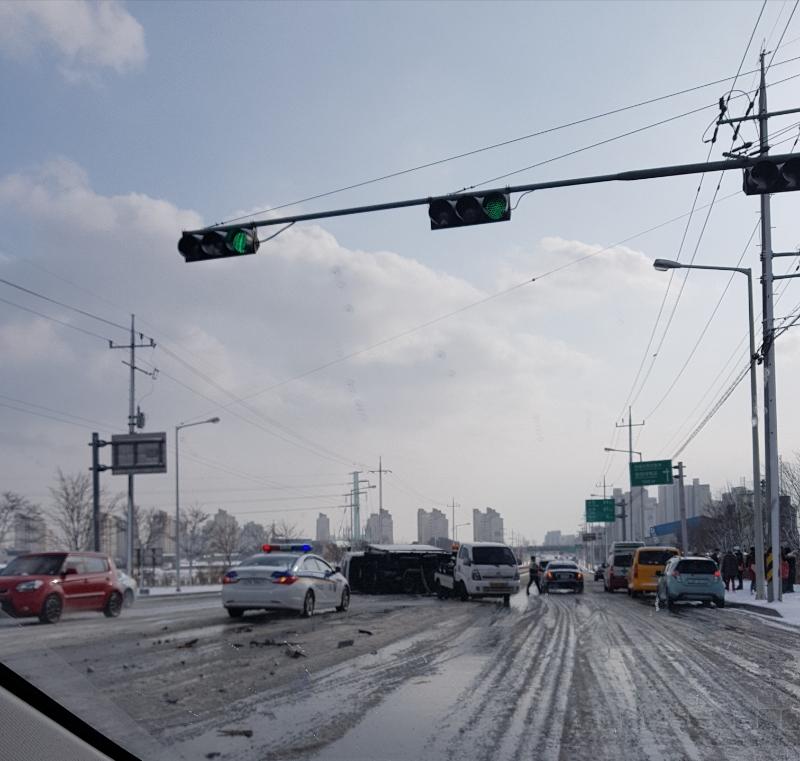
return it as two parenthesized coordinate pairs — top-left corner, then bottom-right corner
(677, 559), (717, 574)
(637, 550), (678, 565)
(64, 556), (87, 574)
(458, 546), (469, 561)
(316, 557), (334, 573)
(612, 554), (632, 566)
(0, 554), (66, 576)
(240, 554), (297, 567)
(472, 546), (516, 565)
(85, 557), (109, 573)
(548, 563), (577, 570)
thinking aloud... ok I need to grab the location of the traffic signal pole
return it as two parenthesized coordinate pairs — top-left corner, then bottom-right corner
(757, 52), (781, 603)
(183, 152), (800, 239)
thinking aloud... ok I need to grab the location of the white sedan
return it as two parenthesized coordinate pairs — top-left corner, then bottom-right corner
(222, 544), (350, 618)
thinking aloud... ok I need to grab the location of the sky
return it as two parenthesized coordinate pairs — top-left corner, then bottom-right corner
(1, 0), (800, 545)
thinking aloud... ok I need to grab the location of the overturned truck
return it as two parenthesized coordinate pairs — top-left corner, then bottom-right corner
(343, 544), (452, 595)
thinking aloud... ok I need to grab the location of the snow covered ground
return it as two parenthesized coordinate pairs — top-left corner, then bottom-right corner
(725, 585), (800, 625)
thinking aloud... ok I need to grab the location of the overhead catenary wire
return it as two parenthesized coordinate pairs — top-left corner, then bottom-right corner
(0, 296), (114, 344)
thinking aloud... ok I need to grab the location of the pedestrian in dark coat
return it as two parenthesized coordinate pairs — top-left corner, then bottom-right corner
(527, 556), (540, 595)
(788, 551), (796, 594)
(721, 550), (738, 592)
(735, 549), (744, 590)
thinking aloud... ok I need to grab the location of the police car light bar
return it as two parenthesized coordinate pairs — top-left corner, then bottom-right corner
(261, 543), (313, 553)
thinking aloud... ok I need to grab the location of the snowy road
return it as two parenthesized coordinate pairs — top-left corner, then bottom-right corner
(2, 581), (800, 760)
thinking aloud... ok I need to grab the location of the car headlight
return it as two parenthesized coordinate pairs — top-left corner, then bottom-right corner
(15, 580), (43, 592)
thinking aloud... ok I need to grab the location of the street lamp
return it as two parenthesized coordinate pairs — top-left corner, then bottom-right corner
(454, 523), (470, 541)
(653, 257), (765, 599)
(175, 417), (220, 592)
(604, 447), (642, 461)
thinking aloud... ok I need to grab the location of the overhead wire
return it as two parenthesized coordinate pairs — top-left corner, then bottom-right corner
(0, 296), (114, 344)
(213, 55), (800, 228)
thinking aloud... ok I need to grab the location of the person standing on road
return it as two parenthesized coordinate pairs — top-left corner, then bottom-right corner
(711, 549), (721, 566)
(721, 550), (738, 592)
(787, 550), (796, 594)
(527, 556), (540, 595)
(781, 548), (790, 594)
(735, 548), (744, 590)
(747, 546), (757, 594)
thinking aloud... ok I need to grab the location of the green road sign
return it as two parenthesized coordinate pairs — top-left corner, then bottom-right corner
(585, 499), (615, 523)
(630, 459), (673, 487)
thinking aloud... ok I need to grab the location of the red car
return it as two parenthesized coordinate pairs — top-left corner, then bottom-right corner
(0, 551), (125, 624)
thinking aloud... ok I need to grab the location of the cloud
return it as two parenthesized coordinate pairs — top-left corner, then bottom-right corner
(0, 317), (72, 365)
(0, 1), (146, 79)
(0, 159), (634, 540)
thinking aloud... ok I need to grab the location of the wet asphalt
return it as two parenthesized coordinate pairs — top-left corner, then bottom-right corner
(2, 581), (800, 761)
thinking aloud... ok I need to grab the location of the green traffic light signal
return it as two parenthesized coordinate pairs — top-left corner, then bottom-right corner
(178, 227), (260, 263)
(428, 192), (511, 230)
(483, 193), (508, 221)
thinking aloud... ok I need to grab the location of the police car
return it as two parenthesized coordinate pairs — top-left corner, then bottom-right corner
(222, 544), (350, 618)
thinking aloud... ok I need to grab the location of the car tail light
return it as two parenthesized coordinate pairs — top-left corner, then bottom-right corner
(222, 572), (239, 584)
(714, 570), (721, 578)
(273, 574), (298, 585)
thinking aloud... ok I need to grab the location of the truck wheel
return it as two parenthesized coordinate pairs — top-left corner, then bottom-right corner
(502, 594), (510, 608)
(458, 582), (469, 602)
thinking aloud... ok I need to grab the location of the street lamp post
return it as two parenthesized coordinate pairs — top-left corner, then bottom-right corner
(175, 417), (220, 592)
(604, 447), (643, 540)
(454, 523), (469, 542)
(654, 259), (765, 599)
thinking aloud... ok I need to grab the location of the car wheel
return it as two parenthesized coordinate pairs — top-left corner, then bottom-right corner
(103, 591), (123, 618)
(627, 587), (632, 597)
(502, 594), (510, 608)
(336, 587), (350, 612)
(38, 594), (63, 624)
(702, 600), (711, 608)
(123, 589), (135, 607)
(302, 591), (315, 618)
(458, 582), (469, 602)
(227, 607), (245, 618)
(715, 598), (725, 609)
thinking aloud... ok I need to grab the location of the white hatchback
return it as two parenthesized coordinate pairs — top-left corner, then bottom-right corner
(222, 544), (350, 618)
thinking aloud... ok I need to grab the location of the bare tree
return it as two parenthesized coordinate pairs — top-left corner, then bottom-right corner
(267, 519), (299, 542)
(180, 504), (209, 584)
(205, 510), (240, 569)
(49, 470), (93, 550)
(238, 521), (266, 555)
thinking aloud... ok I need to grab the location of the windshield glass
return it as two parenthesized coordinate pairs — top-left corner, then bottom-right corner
(1, 555), (65, 576)
(2, 4), (795, 760)
(472, 547), (516, 565)
(638, 550), (678, 565)
(678, 559), (718, 574)
(238, 554), (297, 568)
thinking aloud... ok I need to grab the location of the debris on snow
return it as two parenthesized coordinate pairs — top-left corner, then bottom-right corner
(337, 639), (354, 648)
(177, 638), (199, 649)
(217, 728), (253, 738)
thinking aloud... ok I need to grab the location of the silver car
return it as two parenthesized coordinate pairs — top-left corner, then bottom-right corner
(222, 544), (350, 618)
(115, 570), (138, 607)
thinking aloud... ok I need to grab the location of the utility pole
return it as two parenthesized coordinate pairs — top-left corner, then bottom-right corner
(109, 315), (156, 574)
(616, 407), (644, 540)
(675, 461), (688, 554)
(450, 497), (460, 541)
(369, 457), (392, 543)
(756, 52), (782, 603)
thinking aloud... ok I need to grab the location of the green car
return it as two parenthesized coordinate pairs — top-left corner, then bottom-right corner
(656, 556), (725, 609)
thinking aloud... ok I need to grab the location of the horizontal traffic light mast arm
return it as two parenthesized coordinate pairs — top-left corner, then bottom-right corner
(186, 151), (799, 235)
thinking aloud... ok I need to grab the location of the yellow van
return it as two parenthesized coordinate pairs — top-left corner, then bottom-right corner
(627, 546), (680, 596)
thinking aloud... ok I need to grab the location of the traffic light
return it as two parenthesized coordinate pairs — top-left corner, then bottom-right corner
(178, 227), (260, 263)
(428, 192), (511, 230)
(742, 157), (800, 195)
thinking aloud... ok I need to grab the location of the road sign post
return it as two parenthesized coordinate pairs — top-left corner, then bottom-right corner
(630, 460), (673, 487)
(585, 499), (616, 523)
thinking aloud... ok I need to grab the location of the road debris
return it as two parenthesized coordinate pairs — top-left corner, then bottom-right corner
(217, 728), (253, 738)
(337, 639), (354, 648)
(286, 644), (307, 658)
(358, 629), (374, 635)
(177, 638), (199, 649)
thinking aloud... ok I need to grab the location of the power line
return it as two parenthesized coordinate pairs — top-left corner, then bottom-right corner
(0, 295), (113, 344)
(643, 220), (760, 419)
(0, 277), (131, 334)
(768, 0), (800, 72)
(213, 56), (800, 228)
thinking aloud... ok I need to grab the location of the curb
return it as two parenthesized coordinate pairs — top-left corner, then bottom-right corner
(726, 600), (783, 618)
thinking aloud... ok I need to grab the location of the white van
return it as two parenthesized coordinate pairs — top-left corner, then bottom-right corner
(437, 541), (520, 605)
